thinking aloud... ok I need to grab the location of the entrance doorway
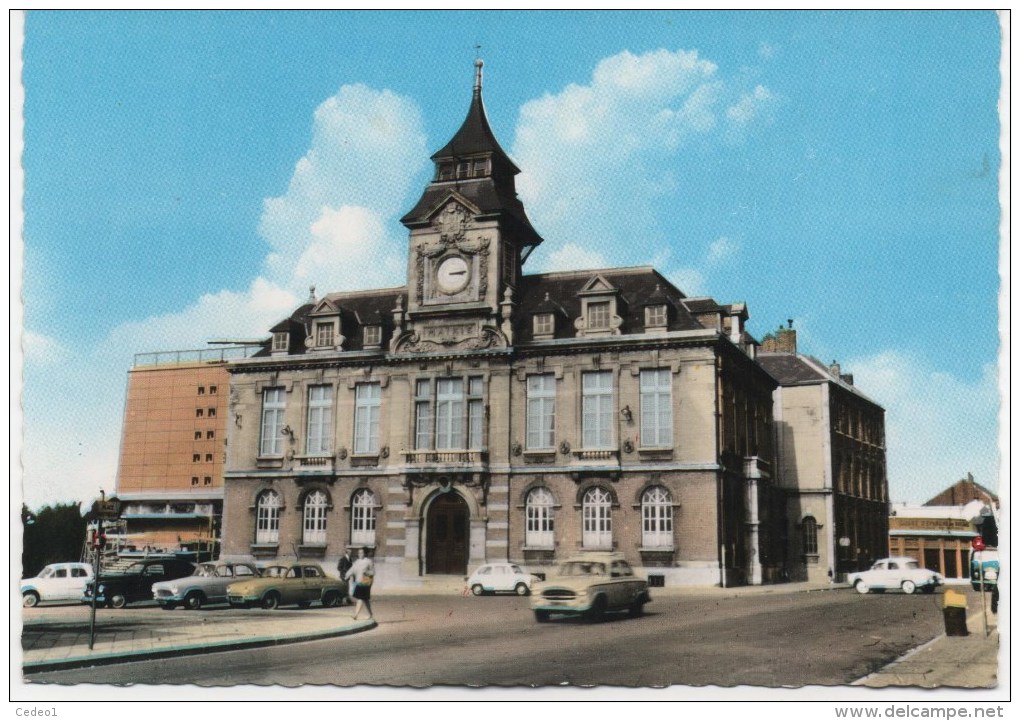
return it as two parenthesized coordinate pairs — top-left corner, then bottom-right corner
(425, 492), (469, 575)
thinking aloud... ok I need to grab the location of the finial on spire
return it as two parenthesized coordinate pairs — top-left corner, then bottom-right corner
(308, 285), (317, 303)
(474, 55), (483, 96)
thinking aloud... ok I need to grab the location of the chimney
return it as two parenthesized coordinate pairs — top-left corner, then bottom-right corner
(829, 360), (841, 377)
(762, 319), (797, 354)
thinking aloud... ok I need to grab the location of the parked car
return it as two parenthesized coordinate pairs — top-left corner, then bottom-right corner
(530, 553), (651, 622)
(847, 557), (942, 595)
(82, 557), (196, 608)
(226, 562), (345, 610)
(22, 562), (94, 607)
(466, 562), (540, 596)
(970, 548), (999, 592)
(152, 558), (261, 610)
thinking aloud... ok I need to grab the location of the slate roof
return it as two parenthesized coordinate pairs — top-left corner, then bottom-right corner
(756, 354), (830, 385)
(514, 267), (706, 343)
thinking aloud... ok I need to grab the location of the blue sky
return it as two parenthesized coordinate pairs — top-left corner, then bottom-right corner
(16, 11), (1005, 510)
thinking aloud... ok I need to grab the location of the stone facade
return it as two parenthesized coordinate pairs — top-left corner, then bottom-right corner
(220, 63), (786, 587)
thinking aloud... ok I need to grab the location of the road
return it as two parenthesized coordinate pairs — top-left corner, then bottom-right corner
(26, 586), (952, 687)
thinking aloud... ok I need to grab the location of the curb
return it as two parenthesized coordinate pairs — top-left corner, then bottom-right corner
(22, 618), (376, 675)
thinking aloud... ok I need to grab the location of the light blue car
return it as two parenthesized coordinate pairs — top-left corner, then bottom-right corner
(152, 558), (260, 610)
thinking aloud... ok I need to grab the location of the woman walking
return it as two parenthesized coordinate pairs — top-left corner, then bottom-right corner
(344, 547), (375, 620)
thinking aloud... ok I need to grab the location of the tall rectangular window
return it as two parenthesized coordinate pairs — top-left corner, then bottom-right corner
(363, 325), (382, 347)
(467, 377), (484, 449)
(272, 332), (289, 352)
(316, 322), (334, 348)
(526, 374), (556, 449)
(588, 302), (610, 329)
(414, 379), (432, 450)
(533, 313), (554, 337)
(354, 382), (381, 454)
(645, 304), (668, 328)
(435, 378), (465, 449)
(582, 371), (614, 449)
(260, 388), (286, 456)
(640, 369), (673, 448)
(306, 385), (332, 454)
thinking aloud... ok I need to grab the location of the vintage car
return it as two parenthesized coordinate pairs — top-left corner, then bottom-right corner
(466, 562), (540, 596)
(847, 557), (942, 595)
(970, 548), (1000, 592)
(22, 562), (94, 607)
(82, 557), (196, 608)
(530, 553), (651, 622)
(226, 562), (345, 610)
(152, 557), (261, 610)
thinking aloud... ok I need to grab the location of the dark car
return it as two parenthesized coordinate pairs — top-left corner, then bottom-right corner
(82, 558), (196, 609)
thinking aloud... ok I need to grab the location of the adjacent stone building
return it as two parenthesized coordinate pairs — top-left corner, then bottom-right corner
(758, 324), (890, 583)
(220, 62), (788, 587)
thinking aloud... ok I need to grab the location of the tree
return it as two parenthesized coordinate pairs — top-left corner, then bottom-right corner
(21, 502), (87, 578)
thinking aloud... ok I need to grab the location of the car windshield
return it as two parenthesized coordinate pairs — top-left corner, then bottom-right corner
(194, 564), (217, 577)
(121, 563), (147, 574)
(37, 567), (55, 579)
(558, 561), (608, 576)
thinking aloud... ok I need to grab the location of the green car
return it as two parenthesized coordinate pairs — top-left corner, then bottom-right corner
(226, 562), (345, 610)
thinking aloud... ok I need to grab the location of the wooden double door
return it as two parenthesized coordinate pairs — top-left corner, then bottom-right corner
(425, 492), (469, 575)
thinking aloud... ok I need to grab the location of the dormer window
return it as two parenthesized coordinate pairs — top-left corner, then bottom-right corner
(588, 302), (610, 330)
(472, 158), (488, 177)
(438, 163), (454, 181)
(363, 325), (382, 348)
(315, 322), (335, 348)
(456, 161), (471, 179)
(272, 332), (289, 353)
(646, 304), (668, 328)
(534, 313), (554, 338)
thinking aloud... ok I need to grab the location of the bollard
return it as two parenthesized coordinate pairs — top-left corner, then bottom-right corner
(942, 589), (969, 636)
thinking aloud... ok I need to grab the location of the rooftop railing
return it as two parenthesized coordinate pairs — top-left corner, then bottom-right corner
(133, 345), (264, 367)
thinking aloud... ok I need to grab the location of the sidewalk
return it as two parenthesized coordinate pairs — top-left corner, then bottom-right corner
(20, 582), (1002, 689)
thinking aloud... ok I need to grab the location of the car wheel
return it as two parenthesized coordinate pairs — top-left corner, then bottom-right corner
(586, 595), (607, 623)
(854, 580), (870, 595)
(109, 594), (127, 609)
(534, 610), (550, 623)
(262, 592), (281, 610)
(471, 584), (484, 596)
(514, 583), (529, 597)
(922, 585), (936, 594)
(184, 592), (204, 610)
(322, 591), (340, 608)
(901, 580), (916, 595)
(22, 591), (40, 608)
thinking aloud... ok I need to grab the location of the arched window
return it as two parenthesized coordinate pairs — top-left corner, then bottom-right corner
(582, 487), (613, 549)
(351, 489), (377, 546)
(802, 516), (819, 556)
(303, 490), (328, 545)
(525, 487), (555, 548)
(641, 486), (673, 549)
(255, 490), (281, 544)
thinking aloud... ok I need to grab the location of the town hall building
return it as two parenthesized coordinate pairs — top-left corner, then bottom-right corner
(218, 61), (861, 587)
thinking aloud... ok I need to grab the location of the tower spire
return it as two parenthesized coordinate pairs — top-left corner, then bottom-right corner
(474, 57), (483, 97)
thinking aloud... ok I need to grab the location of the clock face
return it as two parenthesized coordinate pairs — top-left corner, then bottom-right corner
(436, 256), (470, 295)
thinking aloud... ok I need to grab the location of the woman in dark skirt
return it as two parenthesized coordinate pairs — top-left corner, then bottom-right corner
(344, 547), (375, 620)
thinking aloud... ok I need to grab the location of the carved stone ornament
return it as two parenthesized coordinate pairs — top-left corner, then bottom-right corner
(393, 326), (508, 355)
(559, 440), (571, 455)
(434, 202), (470, 243)
(336, 447), (348, 461)
(623, 440), (635, 454)
(511, 441), (523, 457)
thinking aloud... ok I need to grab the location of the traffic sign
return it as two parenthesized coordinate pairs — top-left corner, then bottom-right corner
(95, 500), (121, 519)
(971, 536), (986, 551)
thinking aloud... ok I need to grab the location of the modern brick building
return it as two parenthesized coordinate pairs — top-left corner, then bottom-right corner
(113, 346), (260, 553)
(220, 62), (787, 587)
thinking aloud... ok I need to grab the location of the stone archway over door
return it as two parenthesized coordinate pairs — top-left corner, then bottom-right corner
(426, 492), (469, 575)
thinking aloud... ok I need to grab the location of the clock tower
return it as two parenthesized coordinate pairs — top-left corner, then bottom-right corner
(395, 60), (543, 353)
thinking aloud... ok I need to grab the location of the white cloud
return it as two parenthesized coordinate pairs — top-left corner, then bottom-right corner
(668, 268), (705, 297)
(21, 84), (430, 509)
(258, 84), (426, 293)
(759, 42), (777, 60)
(21, 330), (66, 365)
(515, 48), (773, 273)
(845, 350), (1000, 504)
(707, 236), (740, 264)
(541, 243), (608, 273)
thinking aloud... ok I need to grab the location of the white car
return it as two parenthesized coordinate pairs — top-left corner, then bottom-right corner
(22, 562), (94, 607)
(466, 562), (540, 596)
(847, 557), (942, 595)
